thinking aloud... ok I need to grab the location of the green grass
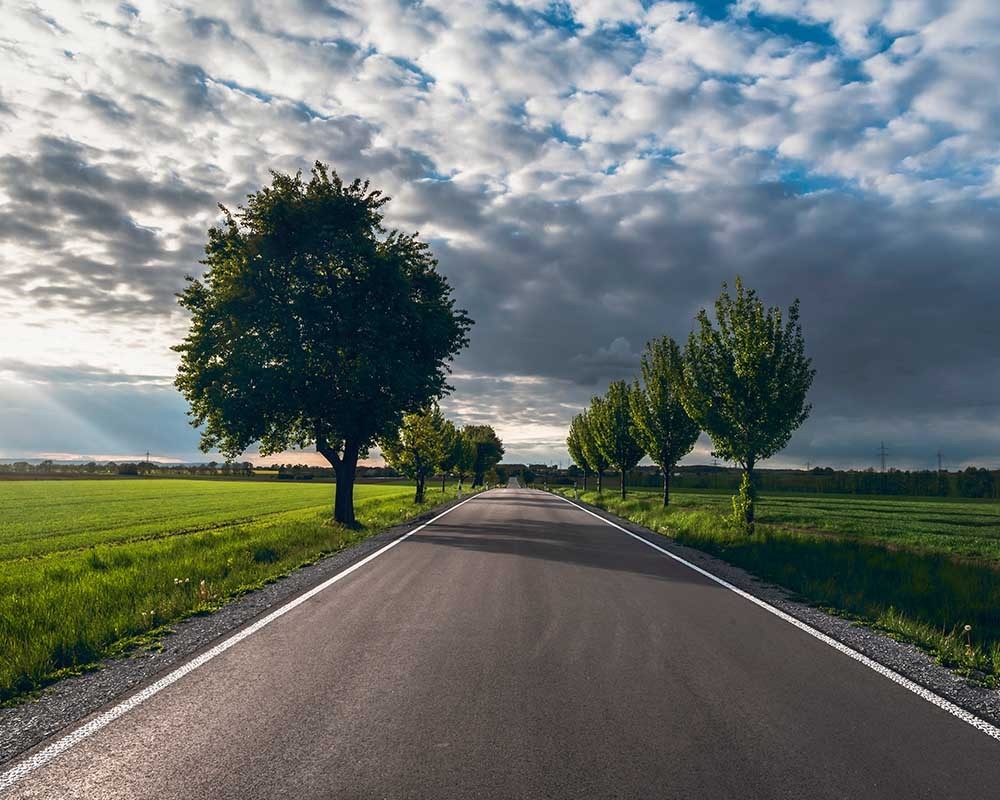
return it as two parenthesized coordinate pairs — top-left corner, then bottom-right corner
(555, 487), (1000, 685)
(0, 479), (463, 704)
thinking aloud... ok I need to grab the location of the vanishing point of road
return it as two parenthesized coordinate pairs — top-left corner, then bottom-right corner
(4, 486), (999, 798)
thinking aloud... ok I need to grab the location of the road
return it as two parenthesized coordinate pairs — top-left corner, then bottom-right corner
(4, 487), (999, 798)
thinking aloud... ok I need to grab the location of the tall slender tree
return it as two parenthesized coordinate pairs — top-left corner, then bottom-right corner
(174, 163), (472, 524)
(452, 428), (477, 491)
(579, 408), (608, 493)
(591, 381), (645, 500)
(679, 278), (814, 533)
(630, 336), (701, 507)
(436, 418), (459, 493)
(566, 413), (593, 490)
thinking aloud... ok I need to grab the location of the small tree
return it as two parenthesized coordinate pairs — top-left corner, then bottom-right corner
(436, 418), (459, 493)
(465, 425), (504, 487)
(452, 428), (477, 491)
(174, 163), (472, 524)
(566, 413), (593, 490)
(578, 407), (609, 493)
(380, 404), (449, 504)
(590, 381), (644, 500)
(679, 278), (814, 532)
(630, 336), (701, 507)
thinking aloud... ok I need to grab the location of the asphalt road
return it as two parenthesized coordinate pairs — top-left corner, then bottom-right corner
(5, 488), (1000, 799)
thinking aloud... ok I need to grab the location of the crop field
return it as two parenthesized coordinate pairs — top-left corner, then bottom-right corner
(0, 479), (454, 704)
(556, 487), (1000, 683)
(616, 487), (1000, 562)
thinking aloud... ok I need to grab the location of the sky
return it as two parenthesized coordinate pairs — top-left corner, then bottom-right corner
(1, 0), (999, 471)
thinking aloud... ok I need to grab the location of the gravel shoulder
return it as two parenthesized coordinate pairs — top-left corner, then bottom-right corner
(559, 492), (1000, 729)
(0, 495), (472, 767)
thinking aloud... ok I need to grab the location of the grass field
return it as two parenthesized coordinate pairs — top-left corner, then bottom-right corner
(0, 479), (460, 704)
(554, 486), (1000, 684)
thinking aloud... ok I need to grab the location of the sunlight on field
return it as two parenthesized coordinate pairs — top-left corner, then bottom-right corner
(0, 478), (453, 704)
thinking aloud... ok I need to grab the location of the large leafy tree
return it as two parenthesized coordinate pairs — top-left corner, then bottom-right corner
(590, 381), (644, 500)
(174, 164), (472, 524)
(380, 404), (449, 504)
(679, 278), (814, 532)
(464, 425), (504, 487)
(566, 413), (593, 490)
(578, 408), (608, 493)
(630, 336), (701, 507)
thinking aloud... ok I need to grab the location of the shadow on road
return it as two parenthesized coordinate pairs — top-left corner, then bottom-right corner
(410, 516), (716, 586)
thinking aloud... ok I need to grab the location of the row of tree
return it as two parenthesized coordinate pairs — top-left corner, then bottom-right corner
(567, 279), (815, 533)
(380, 407), (504, 502)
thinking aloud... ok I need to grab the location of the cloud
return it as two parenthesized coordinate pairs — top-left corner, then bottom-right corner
(0, 0), (998, 468)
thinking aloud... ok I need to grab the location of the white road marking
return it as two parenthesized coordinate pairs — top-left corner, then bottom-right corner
(0, 493), (482, 793)
(552, 492), (1000, 743)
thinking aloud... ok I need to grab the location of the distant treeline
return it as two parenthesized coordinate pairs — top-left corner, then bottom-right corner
(0, 461), (403, 480)
(506, 463), (999, 499)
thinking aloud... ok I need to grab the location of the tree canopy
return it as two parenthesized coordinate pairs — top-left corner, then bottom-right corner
(380, 404), (450, 504)
(464, 424), (504, 487)
(679, 277), (814, 531)
(566, 413), (593, 490)
(630, 336), (701, 506)
(578, 407), (609, 493)
(590, 380), (644, 499)
(174, 163), (472, 523)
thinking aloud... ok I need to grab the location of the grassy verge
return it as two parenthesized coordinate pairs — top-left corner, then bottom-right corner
(553, 488), (1000, 686)
(0, 483), (467, 705)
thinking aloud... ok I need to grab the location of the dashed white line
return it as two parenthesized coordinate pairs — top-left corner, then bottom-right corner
(552, 492), (1000, 743)
(0, 493), (482, 794)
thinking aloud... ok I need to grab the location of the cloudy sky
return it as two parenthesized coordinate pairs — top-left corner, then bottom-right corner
(1, 0), (998, 470)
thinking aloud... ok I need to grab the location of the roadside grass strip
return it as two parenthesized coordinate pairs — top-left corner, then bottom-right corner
(0, 493), (481, 792)
(553, 493), (1000, 744)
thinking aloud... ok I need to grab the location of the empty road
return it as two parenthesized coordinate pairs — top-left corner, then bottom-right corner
(4, 488), (999, 798)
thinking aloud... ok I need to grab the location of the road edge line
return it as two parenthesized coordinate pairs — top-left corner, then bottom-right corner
(0, 492), (482, 793)
(551, 492), (1000, 744)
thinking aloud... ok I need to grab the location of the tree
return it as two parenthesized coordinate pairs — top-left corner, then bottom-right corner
(452, 428), (477, 491)
(566, 413), (593, 490)
(465, 425), (504, 487)
(679, 278), (814, 532)
(630, 336), (701, 507)
(174, 163), (472, 524)
(578, 408), (609, 493)
(435, 418), (459, 493)
(380, 404), (449, 504)
(590, 381), (644, 500)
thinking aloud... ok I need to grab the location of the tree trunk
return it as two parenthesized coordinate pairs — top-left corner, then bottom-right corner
(441, 472), (446, 493)
(620, 467), (626, 500)
(316, 430), (358, 526)
(332, 445), (359, 526)
(744, 462), (756, 535)
(662, 467), (670, 507)
(415, 473), (425, 504)
(582, 471), (588, 491)
(597, 470), (603, 493)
